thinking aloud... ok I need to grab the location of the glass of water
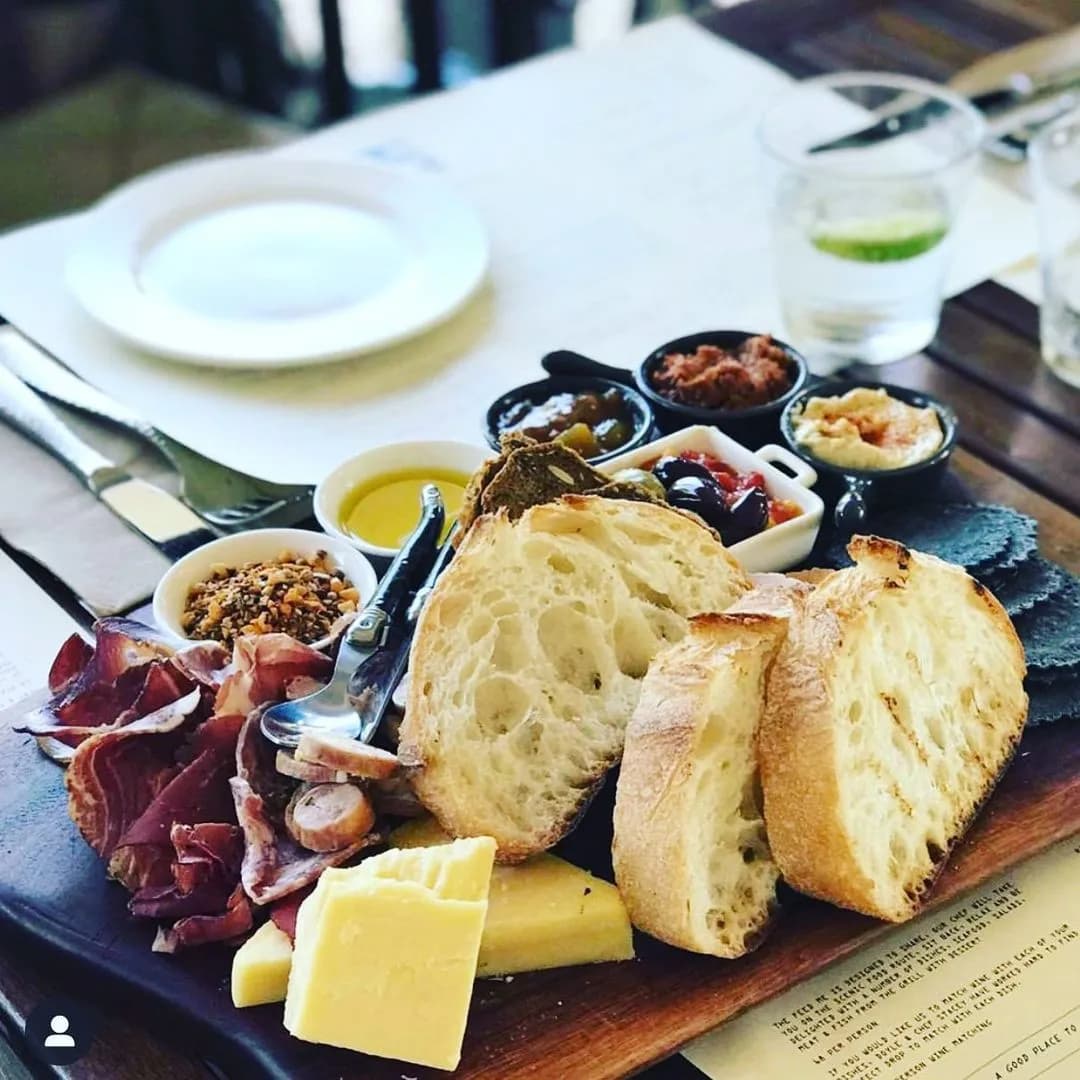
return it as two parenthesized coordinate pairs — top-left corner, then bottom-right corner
(1030, 109), (1080, 389)
(760, 73), (985, 370)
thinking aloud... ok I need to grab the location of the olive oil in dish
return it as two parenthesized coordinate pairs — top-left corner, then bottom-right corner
(339, 467), (468, 548)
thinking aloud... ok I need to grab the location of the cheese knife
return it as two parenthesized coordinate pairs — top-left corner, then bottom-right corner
(808, 65), (1080, 154)
(0, 363), (217, 560)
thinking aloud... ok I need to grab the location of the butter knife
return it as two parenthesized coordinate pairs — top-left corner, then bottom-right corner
(0, 363), (217, 560)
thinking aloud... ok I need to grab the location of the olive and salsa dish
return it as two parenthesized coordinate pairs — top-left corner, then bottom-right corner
(493, 386), (637, 459)
(650, 334), (794, 411)
(612, 450), (800, 547)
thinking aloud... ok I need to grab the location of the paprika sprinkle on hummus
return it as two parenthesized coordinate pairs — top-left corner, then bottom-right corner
(792, 387), (943, 470)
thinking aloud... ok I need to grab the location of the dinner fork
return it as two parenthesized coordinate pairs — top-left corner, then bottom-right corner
(0, 327), (313, 530)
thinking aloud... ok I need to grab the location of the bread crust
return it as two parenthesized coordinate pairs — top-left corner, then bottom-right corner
(614, 612), (789, 955)
(759, 536), (1028, 922)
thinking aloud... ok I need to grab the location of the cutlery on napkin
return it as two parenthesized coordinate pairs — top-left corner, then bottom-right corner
(0, 327), (314, 529)
(810, 57), (1080, 154)
(0, 363), (217, 561)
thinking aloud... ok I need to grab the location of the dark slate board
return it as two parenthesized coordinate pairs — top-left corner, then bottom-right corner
(2, 697), (1079, 1080)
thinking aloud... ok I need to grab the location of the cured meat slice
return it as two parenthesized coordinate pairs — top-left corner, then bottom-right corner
(47, 635), (93, 694)
(268, 884), (313, 943)
(129, 822), (244, 921)
(230, 776), (380, 905)
(172, 641), (231, 689)
(152, 884), (252, 953)
(110, 714), (244, 887)
(65, 689), (202, 883)
(214, 635), (331, 718)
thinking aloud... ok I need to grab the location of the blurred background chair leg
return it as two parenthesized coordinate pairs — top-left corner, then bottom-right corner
(318, 0), (352, 120)
(0, 0), (33, 114)
(491, 0), (542, 68)
(406, 0), (442, 93)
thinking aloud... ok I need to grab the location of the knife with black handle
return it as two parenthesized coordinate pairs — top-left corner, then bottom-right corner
(809, 65), (1080, 154)
(0, 363), (217, 559)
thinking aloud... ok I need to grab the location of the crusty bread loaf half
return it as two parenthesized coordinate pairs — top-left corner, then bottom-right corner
(400, 496), (750, 861)
(612, 576), (810, 957)
(760, 536), (1028, 922)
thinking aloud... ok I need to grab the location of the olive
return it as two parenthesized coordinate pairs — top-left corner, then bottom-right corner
(610, 468), (667, 500)
(554, 422), (602, 458)
(723, 487), (769, 545)
(651, 455), (715, 490)
(594, 417), (632, 451)
(665, 475), (731, 532)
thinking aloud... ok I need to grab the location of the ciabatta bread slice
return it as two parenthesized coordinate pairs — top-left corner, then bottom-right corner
(760, 536), (1028, 922)
(400, 496), (750, 861)
(612, 576), (809, 957)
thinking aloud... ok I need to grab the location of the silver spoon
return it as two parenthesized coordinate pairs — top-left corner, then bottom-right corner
(261, 484), (445, 748)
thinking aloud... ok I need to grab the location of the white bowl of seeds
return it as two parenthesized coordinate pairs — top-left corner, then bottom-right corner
(153, 528), (379, 650)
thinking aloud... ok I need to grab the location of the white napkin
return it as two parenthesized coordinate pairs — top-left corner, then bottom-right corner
(0, 400), (171, 615)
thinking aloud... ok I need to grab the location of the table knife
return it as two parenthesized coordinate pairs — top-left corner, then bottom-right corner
(0, 326), (313, 529)
(809, 64), (1080, 154)
(0, 363), (217, 560)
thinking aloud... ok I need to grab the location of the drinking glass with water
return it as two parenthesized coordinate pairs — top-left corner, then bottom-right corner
(1030, 110), (1080, 389)
(760, 74), (984, 371)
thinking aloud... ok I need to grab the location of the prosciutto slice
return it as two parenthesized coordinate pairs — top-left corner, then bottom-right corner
(268, 884), (313, 943)
(110, 713), (244, 888)
(214, 634), (331, 718)
(152, 884), (252, 954)
(47, 635), (94, 695)
(65, 688), (202, 888)
(230, 776), (379, 905)
(19, 620), (189, 750)
(130, 822), (245, 921)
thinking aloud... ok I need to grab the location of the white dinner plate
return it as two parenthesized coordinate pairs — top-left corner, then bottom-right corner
(65, 152), (489, 367)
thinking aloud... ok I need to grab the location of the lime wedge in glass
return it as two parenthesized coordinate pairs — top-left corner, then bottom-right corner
(810, 211), (949, 263)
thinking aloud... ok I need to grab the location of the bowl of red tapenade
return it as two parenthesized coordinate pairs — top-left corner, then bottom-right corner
(543, 330), (807, 445)
(484, 375), (654, 464)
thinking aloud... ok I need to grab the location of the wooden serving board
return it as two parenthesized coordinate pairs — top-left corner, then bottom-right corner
(1, 703), (1078, 1080)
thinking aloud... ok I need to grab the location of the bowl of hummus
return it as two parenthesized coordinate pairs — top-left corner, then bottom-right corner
(780, 381), (956, 532)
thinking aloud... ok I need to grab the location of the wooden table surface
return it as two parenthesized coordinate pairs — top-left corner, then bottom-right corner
(2, 0), (1078, 1077)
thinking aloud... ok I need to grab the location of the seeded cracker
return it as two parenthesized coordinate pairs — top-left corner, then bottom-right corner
(824, 503), (1033, 572)
(1012, 573), (1080, 674)
(979, 556), (1067, 618)
(1026, 670), (1080, 725)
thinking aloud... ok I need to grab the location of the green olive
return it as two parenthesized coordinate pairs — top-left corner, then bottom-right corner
(594, 417), (632, 451)
(554, 422), (602, 458)
(610, 468), (666, 499)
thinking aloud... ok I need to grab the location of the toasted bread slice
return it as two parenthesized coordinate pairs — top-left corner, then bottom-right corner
(612, 576), (809, 957)
(400, 496), (749, 861)
(760, 536), (1028, 922)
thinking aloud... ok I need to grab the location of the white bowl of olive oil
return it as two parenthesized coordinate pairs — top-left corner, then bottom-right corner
(315, 440), (490, 557)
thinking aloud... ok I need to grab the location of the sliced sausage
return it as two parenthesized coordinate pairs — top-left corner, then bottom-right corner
(294, 731), (400, 780)
(285, 783), (376, 853)
(275, 750), (347, 784)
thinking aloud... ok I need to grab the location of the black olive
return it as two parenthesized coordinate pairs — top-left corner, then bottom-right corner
(652, 455), (715, 490)
(665, 475), (731, 532)
(723, 487), (769, 544)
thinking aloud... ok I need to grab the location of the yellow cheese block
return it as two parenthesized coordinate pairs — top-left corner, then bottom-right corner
(391, 817), (635, 977)
(283, 836), (495, 1071)
(231, 919), (294, 1008)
